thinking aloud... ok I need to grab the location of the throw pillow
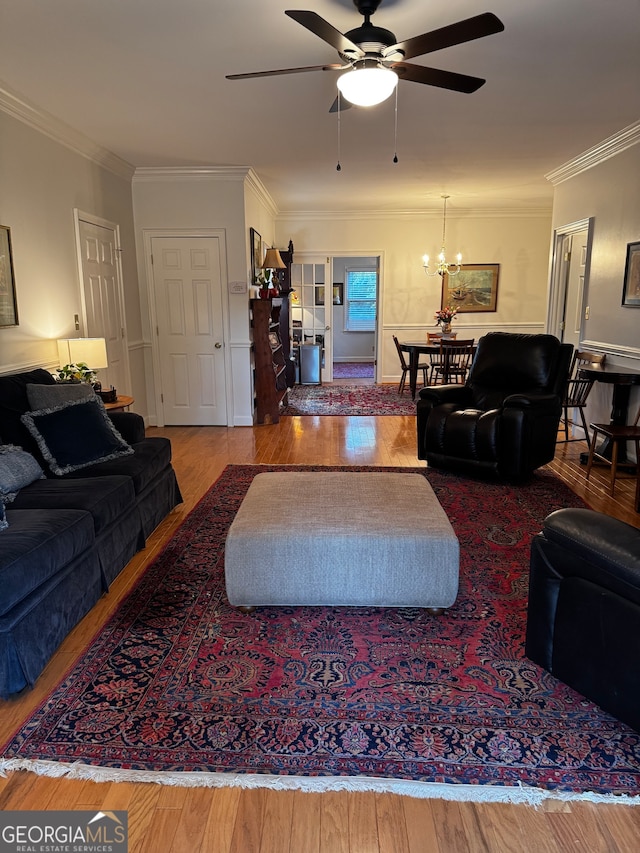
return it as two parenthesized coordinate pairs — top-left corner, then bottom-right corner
(0, 444), (46, 502)
(26, 382), (95, 411)
(21, 397), (133, 476)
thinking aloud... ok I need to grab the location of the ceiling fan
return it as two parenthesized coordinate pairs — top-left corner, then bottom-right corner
(226, 1), (504, 108)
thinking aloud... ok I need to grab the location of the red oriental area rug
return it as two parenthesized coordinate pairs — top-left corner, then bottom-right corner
(2, 465), (639, 804)
(282, 384), (415, 416)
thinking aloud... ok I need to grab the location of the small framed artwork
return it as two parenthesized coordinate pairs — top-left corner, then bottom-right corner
(314, 285), (325, 306)
(442, 263), (499, 313)
(332, 283), (344, 305)
(0, 225), (18, 327)
(622, 241), (640, 307)
(250, 227), (262, 285)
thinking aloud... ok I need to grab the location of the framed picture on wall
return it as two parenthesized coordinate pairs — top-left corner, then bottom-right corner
(314, 285), (325, 306)
(622, 241), (640, 307)
(442, 263), (499, 313)
(250, 227), (262, 285)
(0, 225), (18, 327)
(332, 283), (344, 305)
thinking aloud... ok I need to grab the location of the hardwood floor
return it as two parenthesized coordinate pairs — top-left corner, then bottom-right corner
(1, 413), (638, 852)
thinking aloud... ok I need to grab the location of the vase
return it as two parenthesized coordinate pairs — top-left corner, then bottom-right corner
(442, 322), (452, 335)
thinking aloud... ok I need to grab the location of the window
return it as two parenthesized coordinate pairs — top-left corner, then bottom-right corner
(345, 269), (377, 332)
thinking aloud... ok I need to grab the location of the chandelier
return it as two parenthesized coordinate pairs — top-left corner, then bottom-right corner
(422, 195), (462, 277)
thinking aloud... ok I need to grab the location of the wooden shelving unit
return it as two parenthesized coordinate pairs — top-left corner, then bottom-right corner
(251, 298), (289, 424)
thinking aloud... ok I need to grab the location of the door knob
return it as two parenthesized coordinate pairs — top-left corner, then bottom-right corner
(215, 342), (222, 349)
(325, 325), (331, 331)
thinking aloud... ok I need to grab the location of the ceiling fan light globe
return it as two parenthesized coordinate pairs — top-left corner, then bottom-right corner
(337, 67), (398, 106)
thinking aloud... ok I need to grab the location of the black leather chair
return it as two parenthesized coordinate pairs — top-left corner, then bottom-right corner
(416, 332), (573, 480)
(525, 508), (640, 732)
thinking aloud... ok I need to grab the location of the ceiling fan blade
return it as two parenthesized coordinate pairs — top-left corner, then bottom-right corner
(329, 96), (353, 113)
(394, 62), (485, 93)
(226, 63), (344, 80)
(285, 10), (364, 58)
(384, 12), (504, 61)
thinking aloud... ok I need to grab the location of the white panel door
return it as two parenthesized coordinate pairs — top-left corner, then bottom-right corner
(77, 216), (129, 395)
(151, 236), (227, 425)
(290, 256), (332, 382)
(562, 228), (589, 350)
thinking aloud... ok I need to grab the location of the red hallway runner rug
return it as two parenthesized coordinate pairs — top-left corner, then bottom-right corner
(2, 465), (639, 804)
(282, 384), (415, 415)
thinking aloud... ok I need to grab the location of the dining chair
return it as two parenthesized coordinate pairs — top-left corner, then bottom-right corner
(558, 350), (606, 443)
(585, 405), (640, 507)
(433, 339), (475, 385)
(393, 335), (428, 395)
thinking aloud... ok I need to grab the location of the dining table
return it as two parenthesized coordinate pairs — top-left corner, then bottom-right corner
(398, 339), (476, 400)
(577, 362), (640, 465)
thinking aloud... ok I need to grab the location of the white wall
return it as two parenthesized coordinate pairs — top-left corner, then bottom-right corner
(0, 109), (139, 385)
(131, 168), (275, 426)
(549, 136), (640, 430)
(277, 211), (552, 383)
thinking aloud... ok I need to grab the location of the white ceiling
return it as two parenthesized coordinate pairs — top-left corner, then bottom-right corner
(1, 0), (639, 214)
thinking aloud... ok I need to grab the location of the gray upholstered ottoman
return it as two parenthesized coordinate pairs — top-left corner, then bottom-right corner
(225, 472), (459, 612)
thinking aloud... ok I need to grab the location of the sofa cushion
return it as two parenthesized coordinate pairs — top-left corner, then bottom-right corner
(21, 397), (133, 476)
(0, 508), (95, 616)
(26, 382), (95, 410)
(59, 437), (173, 496)
(0, 445), (45, 502)
(0, 368), (56, 454)
(9, 475), (136, 536)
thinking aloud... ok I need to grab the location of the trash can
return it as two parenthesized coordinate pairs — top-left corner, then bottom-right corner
(299, 344), (322, 385)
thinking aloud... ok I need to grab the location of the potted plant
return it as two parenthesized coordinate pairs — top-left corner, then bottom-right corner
(56, 362), (99, 387)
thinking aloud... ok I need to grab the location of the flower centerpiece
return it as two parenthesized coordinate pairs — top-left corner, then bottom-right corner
(56, 362), (98, 386)
(434, 305), (459, 334)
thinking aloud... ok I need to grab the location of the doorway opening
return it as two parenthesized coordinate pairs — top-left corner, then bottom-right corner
(331, 255), (379, 385)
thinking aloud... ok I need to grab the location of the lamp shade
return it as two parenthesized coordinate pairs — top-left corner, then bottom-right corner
(57, 337), (108, 369)
(337, 66), (398, 107)
(261, 248), (286, 270)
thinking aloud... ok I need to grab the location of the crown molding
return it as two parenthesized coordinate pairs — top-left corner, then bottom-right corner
(133, 166), (279, 216)
(545, 120), (640, 186)
(276, 207), (552, 222)
(0, 81), (134, 181)
(132, 165), (252, 182)
(244, 169), (279, 218)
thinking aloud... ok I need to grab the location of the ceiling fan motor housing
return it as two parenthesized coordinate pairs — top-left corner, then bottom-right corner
(342, 22), (398, 62)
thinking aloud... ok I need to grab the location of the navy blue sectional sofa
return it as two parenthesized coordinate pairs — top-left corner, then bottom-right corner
(0, 368), (182, 698)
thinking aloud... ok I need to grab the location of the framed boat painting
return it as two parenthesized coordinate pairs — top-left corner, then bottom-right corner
(622, 241), (640, 307)
(0, 225), (18, 327)
(442, 263), (499, 313)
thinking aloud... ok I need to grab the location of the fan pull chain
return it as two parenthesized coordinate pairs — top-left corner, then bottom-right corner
(393, 84), (398, 164)
(336, 92), (342, 171)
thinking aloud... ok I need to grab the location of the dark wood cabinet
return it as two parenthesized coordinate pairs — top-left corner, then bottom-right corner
(250, 241), (295, 424)
(251, 298), (289, 424)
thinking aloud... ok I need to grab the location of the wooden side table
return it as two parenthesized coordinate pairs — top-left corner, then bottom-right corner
(103, 395), (134, 412)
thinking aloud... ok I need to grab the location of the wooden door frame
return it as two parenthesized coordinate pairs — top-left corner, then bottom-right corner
(73, 208), (132, 393)
(142, 228), (232, 427)
(546, 217), (594, 343)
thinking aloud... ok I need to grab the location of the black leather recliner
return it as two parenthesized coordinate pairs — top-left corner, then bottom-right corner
(416, 332), (573, 480)
(525, 508), (640, 732)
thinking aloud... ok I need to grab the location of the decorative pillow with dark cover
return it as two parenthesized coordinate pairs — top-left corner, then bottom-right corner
(0, 444), (46, 502)
(26, 382), (95, 411)
(21, 397), (133, 476)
